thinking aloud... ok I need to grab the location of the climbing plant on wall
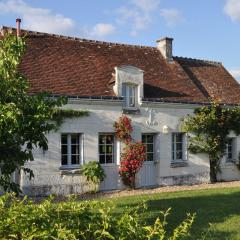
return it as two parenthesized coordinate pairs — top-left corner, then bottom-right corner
(114, 115), (133, 143)
(182, 101), (240, 183)
(0, 33), (88, 194)
(114, 115), (146, 188)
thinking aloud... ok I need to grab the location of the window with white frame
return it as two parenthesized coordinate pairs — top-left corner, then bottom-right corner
(99, 134), (115, 164)
(61, 133), (83, 167)
(172, 133), (185, 162)
(226, 138), (234, 162)
(142, 134), (154, 161)
(122, 83), (137, 108)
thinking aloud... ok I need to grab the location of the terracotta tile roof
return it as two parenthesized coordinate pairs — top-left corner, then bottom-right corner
(2, 27), (240, 104)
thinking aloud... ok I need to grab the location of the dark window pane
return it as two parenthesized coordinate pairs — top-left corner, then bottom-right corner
(106, 155), (113, 163)
(71, 155), (79, 165)
(227, 138), (233, 160)
(142, 135), (146, 143)
(99, 145), (106, 154)
(147, 135), (153, 143)
(61, 134), (67, 144)
(99, 135), (106, 144)
(106, 135), (114, 144)
(176, 133), (183, 142)
(61, 145), (67, 155)
(147, 153), (154, 161)
(71, 134), (79, 144)
(147, 144), (154, 153)
(61, 155), (68, 165)
(106, 145), (113, 154)
(176, 143), (182, 151)
(176, 151), (183, 160)
(99, 155), (105, 164)
(71, 145), (79, 155)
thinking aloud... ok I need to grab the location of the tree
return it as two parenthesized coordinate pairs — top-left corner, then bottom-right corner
(0, 33), (87, 193)
(182, 101), (240, 183)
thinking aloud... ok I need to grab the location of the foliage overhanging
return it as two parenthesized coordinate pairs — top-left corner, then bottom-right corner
(0, 33), (88, 193)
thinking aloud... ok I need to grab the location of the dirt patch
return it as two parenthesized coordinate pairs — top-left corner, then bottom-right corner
(32, 180), (240, 202)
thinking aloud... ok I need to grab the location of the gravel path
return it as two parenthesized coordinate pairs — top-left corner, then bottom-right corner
(33, 181), (240, 202)
(74, 180), (240, 201)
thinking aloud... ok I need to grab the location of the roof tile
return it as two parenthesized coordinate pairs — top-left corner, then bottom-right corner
(2, 26), (240, 104)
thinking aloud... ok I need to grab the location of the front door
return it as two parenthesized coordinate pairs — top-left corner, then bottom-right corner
(137, 134), (157, 187)
(98, 133), (119, 190)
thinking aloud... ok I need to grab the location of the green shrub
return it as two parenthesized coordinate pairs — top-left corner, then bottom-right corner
(0, 193), (195, 240)
(82, 161), (105, 191)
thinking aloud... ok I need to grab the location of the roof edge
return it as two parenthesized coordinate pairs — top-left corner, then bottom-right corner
(174, 56), (222, 66)
(1, 26), (157, 50)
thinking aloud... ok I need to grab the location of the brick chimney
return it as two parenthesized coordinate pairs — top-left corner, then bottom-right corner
(156, 37), (173, 62)
(16, 18), (21, 37)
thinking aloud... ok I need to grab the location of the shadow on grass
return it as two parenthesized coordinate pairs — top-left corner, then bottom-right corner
(114, 189), (240, 240)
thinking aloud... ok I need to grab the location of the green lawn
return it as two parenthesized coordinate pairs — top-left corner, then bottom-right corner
(104, 187), (240, 240)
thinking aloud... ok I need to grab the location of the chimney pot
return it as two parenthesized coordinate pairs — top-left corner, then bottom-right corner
(16, 18), (21, 37)
(156, 37), (173, 62)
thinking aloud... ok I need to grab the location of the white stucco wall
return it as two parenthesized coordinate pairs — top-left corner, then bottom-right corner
(20, 99), (240, 196)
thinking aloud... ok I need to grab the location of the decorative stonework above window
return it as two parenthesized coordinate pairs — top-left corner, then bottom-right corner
(113, 65), (144, 109)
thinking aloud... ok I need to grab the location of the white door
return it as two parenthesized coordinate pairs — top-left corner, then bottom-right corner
(100, 165), (119, 190)
(138, 161), (157, 187)
(137, 134), (157, 187)
(98, 133), (119, 191)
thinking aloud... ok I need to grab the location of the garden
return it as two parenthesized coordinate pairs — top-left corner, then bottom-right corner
(1, 186), (240, 239)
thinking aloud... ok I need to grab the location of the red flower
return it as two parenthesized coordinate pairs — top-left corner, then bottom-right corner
(119, 142), (146, 188)
(114, 115), (133, 143)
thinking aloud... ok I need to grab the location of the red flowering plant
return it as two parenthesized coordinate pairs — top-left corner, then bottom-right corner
(119, 141), (146, 188)
(114, 115), (133, 143)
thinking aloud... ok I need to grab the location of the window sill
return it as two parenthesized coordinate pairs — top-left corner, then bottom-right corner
(170, 161), (188, 168)
(60, 166), (82, 175)
(122, 107), (140, 115)
(224, 160), (237, 166)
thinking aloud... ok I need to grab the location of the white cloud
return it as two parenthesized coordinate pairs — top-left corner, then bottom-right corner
(160, 9), (184, 27)
(90, 23), (116, 37)
(0, 0), (75, 34)
(130, 0), (160, 13)
(116, 0), (159, 36)
(224, 0), (240, 21)
(115, 0), (183, 36)
(230, 68), (240, 80)
(0, 0), (116, 39)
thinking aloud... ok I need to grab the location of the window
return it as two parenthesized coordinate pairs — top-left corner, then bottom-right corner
(99, 134), (115, 164)
(61, 133), (82, 167)
(122, 83), (137, 108)
(172, 133), (184, 162)
(226, 138), (234, 162)
(142, 134), (154, 161)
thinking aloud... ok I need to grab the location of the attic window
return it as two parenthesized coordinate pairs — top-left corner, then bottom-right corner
(122, 83), (137, 108)
(113, 65), (144, 108)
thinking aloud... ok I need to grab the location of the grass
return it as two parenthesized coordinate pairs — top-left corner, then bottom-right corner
(103, 187), (240, 240)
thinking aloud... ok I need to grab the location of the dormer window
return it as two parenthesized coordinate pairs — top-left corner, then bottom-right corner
(122, 83), (137, 108)
(113, 65), (144, 110)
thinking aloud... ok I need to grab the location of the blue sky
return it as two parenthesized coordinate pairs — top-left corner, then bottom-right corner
(0, 0), (239, 80)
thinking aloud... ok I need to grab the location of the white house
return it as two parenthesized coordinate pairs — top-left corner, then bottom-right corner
(2, 21), (240, 196)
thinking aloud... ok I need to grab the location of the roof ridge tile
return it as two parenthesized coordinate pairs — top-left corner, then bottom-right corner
(174, 56), (222, 66)
(1, 26), (157, 50)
